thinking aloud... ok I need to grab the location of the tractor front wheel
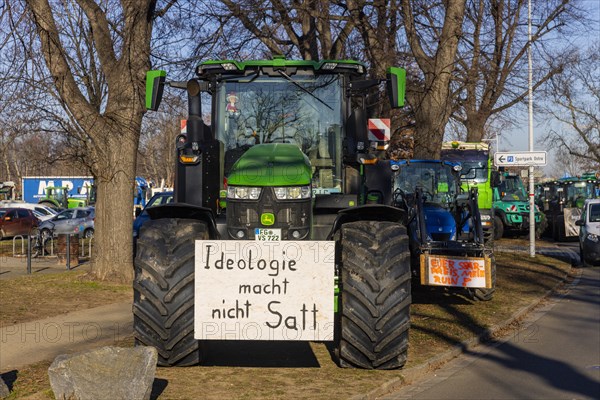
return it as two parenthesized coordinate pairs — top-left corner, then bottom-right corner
(493, 216), (504, 240)
(465, 254), (496, 301)
(133, 218), (208, 366)
(337, 221), (411, 369)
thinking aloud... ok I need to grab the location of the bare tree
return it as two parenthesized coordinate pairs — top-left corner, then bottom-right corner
(137, 94), (187, 188)
(543, 43), (600, 172)
(219, 0), (356, 60)
(11, 0), (160, 282)
(452, 0), (580, 142)
(401, 0), (466, 158)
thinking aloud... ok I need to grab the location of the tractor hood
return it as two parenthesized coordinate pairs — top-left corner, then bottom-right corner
(227, 143), (312, 186)
(424, 204), (457, 240)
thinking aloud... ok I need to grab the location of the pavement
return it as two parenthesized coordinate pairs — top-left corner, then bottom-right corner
(0, 302), (133, 371)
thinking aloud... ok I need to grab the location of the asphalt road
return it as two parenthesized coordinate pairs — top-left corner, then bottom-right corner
(382, 266), (600, 400)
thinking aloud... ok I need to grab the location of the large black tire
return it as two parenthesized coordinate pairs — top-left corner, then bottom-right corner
(493, 216), (504, 241)
(466, 253), (496, 301)
(337, 221), (411, 370)
(133, 219), (208, 366)
(535, 215), (546, 239)
(556, 215), (566, 242)
(483, 224), (494, 244)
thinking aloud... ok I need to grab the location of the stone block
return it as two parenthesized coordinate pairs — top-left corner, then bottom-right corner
(48, 346), (157, 400)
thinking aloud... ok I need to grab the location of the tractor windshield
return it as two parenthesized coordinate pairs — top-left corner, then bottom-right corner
(499, 176), (527, 201)
(440, 149), (488, 183)
(48, 188), (66, 204)
(565, 181), (596, 206)
(216, 74), (343, 191)
(393, 162), (459, 205)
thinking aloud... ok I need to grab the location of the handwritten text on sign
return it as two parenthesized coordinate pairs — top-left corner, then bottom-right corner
(420, 254), (491, 288)
(194, 241), (335, 341)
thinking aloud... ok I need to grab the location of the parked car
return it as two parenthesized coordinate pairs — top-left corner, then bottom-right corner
(0, 207), (40, 240)
(576, 198), (600, 267)
(38, 207), (95, 240)
(0, 201), (57, 221)
(133, 191), (173, 238)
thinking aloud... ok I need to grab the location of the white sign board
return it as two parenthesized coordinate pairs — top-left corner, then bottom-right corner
(195, 241), (335, 341)
(494, 151), (547, 166)
(420, 254), (492, 288)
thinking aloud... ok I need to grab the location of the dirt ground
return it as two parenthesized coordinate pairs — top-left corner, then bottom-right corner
(0, 248), (574, 399)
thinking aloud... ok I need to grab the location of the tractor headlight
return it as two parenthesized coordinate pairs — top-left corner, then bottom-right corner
(274, 186), (311, 200)
(227, 186), (262, 200)
(586, 233), (599, 243)
(480, 214), (491, 221)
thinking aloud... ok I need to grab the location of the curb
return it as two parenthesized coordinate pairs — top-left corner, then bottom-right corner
(353, 264), (582, 400)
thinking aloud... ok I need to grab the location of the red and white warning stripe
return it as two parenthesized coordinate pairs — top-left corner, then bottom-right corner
(368, 118), (391, 141)
(181, 119), (187, 134)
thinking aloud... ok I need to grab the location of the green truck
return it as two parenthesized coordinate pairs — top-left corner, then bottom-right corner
(492, 171), (543, 239)
(440, 141), (495, 240)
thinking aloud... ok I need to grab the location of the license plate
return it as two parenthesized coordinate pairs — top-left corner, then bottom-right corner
(255, 228), (281, 241)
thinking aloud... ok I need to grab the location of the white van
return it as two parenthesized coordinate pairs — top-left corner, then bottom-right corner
(576, 199), (600, 267)
(0, 201), (58, 221)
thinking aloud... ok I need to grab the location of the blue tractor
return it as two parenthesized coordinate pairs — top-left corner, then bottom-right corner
(366, 159), (496, 301)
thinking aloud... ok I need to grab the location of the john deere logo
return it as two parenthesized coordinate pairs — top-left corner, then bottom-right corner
(261, 213), (275, 226)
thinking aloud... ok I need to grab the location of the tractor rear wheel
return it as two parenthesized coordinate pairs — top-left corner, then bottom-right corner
(337, 221), (411, 369)
(133, 218), (208, 366)
(466, 254), (496, 301)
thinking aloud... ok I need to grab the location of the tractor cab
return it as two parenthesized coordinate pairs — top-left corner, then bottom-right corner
(215, 70), (343, 194)
(40, 186), (69, 209)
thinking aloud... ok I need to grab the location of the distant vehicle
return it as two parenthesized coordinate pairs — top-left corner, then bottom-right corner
(38, 207), (95, 240)
(0, 181), (16, 201)
(536, 172), (599, 241)
(0, 201), (57, 221)
(133, 191), (173, 238)
(576, 199), (600, 267)
(0, 208), (40, 240)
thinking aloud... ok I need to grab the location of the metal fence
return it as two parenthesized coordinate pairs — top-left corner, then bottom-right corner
(11, 234), (93, 274)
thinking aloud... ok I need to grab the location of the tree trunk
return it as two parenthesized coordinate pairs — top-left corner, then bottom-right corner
(91, 132), (138, 282)
(402, 0), (466, 159)
(465, 113), (486, 142)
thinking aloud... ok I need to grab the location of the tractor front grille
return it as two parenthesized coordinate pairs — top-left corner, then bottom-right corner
(226, 187), (311, 239)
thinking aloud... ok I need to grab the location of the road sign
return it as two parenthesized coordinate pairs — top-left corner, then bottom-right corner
(494, 151), (547, 167)
(368, 118), (390, 141)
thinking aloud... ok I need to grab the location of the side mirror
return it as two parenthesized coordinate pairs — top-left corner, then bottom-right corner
(575, 219), (585, 226)
(491, 171), (502, 187)
(386, 67), (406, 109)
(146, 70), (167, 111)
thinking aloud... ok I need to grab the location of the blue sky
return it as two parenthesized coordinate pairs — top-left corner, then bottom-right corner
(500, 0), (599, 177)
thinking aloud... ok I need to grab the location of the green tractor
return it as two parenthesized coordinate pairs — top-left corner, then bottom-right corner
(136, 57), (411, 369)
(38, 186), (87, 210)
(492, 171), (543, 239)
(536, 173), (600, 241)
